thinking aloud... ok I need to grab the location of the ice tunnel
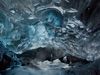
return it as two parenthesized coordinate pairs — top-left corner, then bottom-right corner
(0, 0), (100, 75)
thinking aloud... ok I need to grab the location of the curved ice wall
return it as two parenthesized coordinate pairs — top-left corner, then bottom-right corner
(0, 0), (100, 61)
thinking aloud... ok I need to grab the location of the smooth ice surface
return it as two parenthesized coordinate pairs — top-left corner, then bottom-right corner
(6, 66), (66, 75)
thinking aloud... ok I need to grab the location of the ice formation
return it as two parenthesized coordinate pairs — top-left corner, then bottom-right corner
(0, 0), (100, 75)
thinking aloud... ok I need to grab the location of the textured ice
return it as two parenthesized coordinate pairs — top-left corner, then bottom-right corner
(0, 0), (100, 62)
(35, 59), (69, 70)
(1, 0), (100, 75)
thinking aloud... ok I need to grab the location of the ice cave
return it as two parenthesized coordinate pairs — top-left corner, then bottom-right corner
(0, 0), (100, 75)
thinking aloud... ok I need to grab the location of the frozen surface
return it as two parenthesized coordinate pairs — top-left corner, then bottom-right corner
(0, 0), (100, 75)
(6, 66), (66, 75)
(0, 0), (100, 62)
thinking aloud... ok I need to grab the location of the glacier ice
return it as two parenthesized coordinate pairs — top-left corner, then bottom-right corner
(0, 0), (100, 74)
(0, 0), (100, 61)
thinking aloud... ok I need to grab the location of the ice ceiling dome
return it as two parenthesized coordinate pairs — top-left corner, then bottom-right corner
(0, 0), (100, 61)
(0, 7), (64, 52)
